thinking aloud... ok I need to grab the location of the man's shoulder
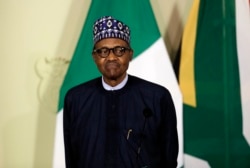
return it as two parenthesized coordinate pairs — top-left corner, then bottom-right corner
(128, 75), (167, 91)
(66, 77), (101, 96)
(128, 75), (173, 102)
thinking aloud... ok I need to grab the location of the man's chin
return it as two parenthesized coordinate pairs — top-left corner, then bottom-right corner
(104, 72), (120, 80)
(107, 75), (119, 80)
(105, 70), (118, 78)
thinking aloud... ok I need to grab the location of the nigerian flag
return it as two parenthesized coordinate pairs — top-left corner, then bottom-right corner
(53, 0), (183, 167)
(179, 0), (250, 167)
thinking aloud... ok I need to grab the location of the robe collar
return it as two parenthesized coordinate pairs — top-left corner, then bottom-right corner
(102, 74), (128, 91)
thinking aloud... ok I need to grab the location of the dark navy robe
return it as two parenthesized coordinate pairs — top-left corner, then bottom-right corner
(63, 75), (178, 168)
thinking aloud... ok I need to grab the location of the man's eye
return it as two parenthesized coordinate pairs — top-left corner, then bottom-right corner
(96, 49), (105, 53)
(102, 49), (109, 53)
(117, 47), (125, 52)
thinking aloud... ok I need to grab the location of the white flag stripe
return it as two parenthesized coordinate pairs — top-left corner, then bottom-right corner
(53, 109), (65, 168)
(128, 38), (183, 167)
(236, 0), (250, 145)
(184, 154), (211, 168)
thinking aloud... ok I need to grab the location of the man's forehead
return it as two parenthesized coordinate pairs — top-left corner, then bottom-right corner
(94, 38), (129, 48)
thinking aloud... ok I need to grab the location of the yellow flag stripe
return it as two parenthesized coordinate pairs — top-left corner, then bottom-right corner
(179, 0), (200, 107)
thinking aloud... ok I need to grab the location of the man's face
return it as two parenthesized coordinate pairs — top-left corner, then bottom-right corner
(92, 38), (133, 85)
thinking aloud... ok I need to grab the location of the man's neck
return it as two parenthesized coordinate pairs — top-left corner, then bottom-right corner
(102, 74), (128, 91)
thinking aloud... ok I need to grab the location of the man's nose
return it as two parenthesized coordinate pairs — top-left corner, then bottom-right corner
(107, 50), (117, 60)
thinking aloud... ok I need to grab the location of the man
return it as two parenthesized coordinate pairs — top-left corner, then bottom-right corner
(63, 16), (178, 168)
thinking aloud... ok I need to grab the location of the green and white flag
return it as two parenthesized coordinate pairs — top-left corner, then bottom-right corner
(179, 0), (250, 167)
(53, 0), (183, 167)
